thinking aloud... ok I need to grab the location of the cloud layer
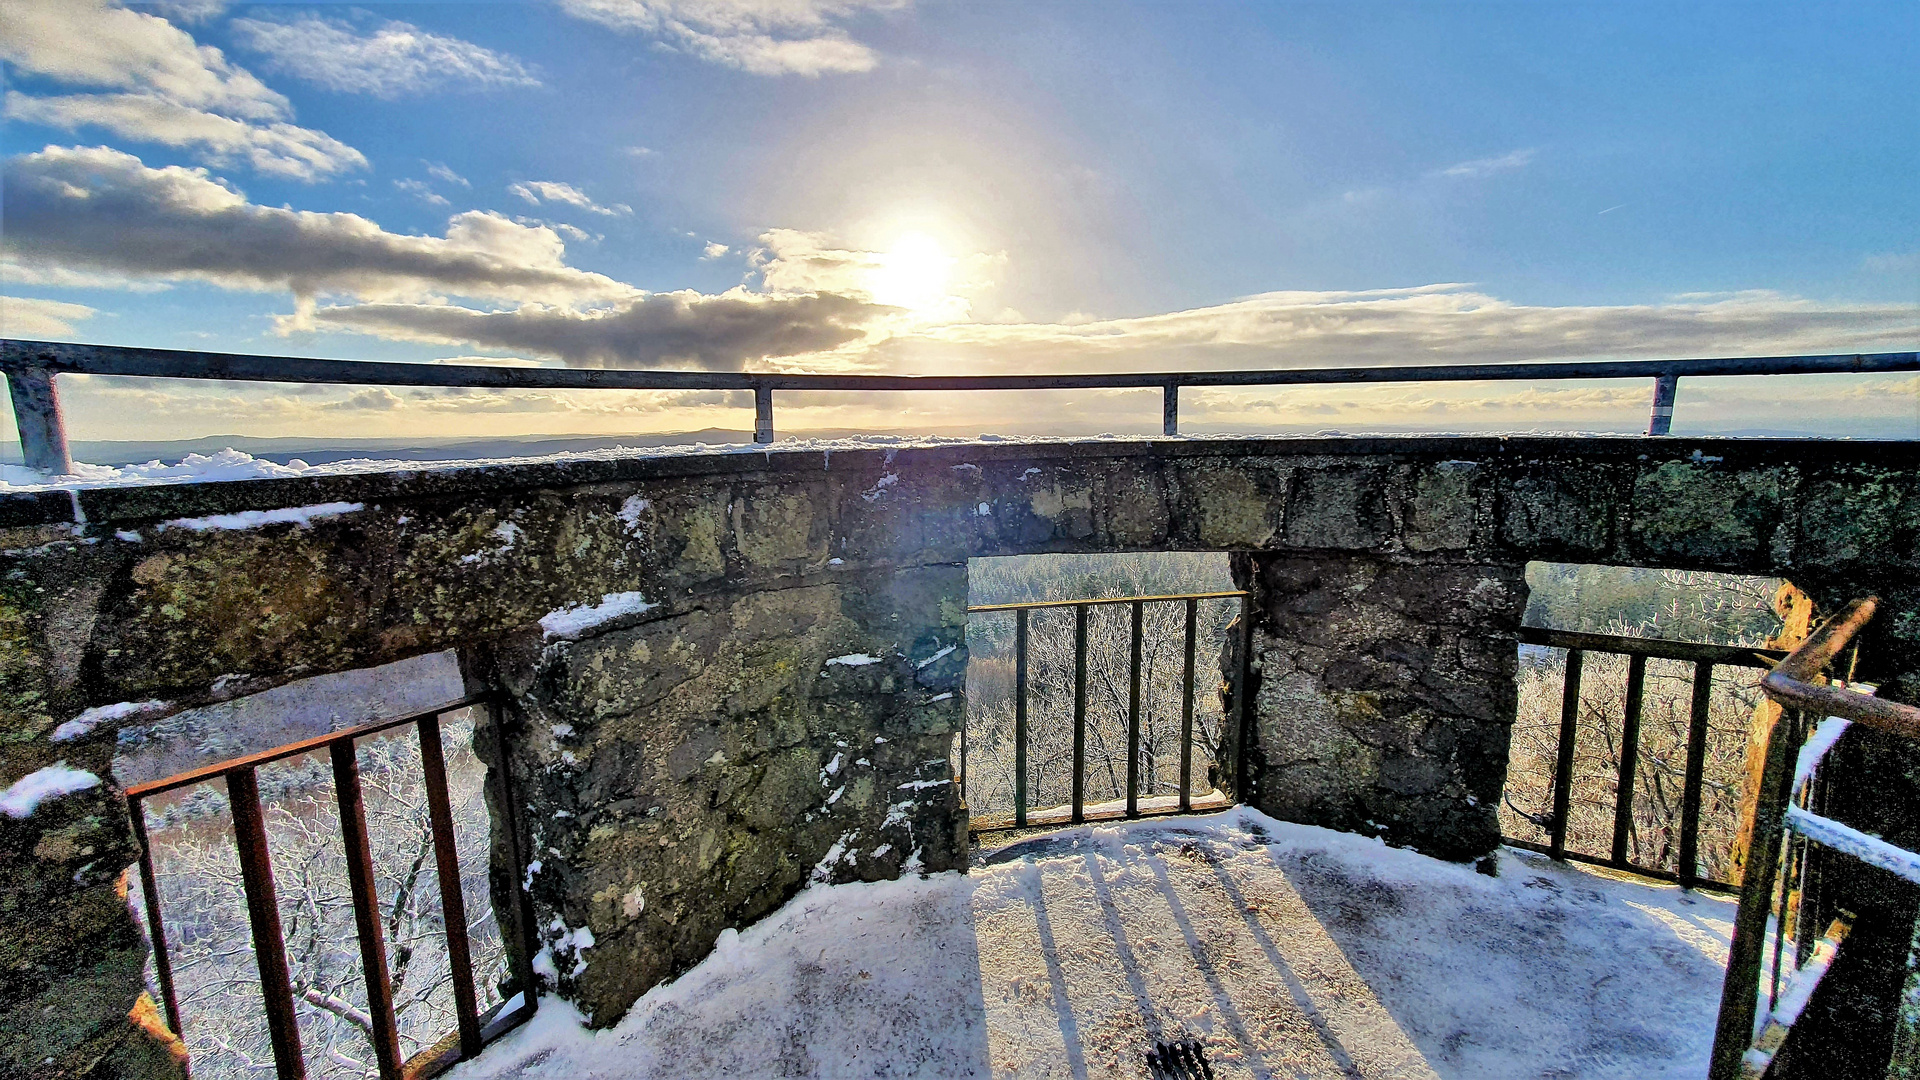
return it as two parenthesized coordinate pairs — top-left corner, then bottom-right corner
(557, 0), (907, 76)
(2, 146), (631, 306)
(0, 0), (361, 179)
(229, 13), (541, 98)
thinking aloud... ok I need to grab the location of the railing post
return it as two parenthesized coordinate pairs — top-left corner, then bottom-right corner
(1646, 373), (1678, 436)
(753, 383), (773, 444)
(1015, 609), (1029, 828)
(6, 367), (73, 474)
(1179, 597), (1197, 811)
(419, 713), (484, 1058)
(1234, 594), (1254, 801)
(128, 802), (183, 1038)
(1550, 649), (1584, 860)
(1679, 660), (1714, 888)
(330, 739), (405, 1080)
(1127, 600), (1144, 817)
(1162, 383), (1179, 436)
(1709, 706), (1798, 1080)
(1611, 655), (1646, 867)
(226, 765), (308, 1080)
(1072, 604), (1088, 824)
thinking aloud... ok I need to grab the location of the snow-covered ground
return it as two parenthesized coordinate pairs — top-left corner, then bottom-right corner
(445, 807), (1736, 1080)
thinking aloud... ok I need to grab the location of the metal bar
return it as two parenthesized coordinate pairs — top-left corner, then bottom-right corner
(968, 590), (1248, 614)
(1611, 655), (1646, 867)
(1501, 838), (1739, 893)
(5, 367), (72, 474)
(1015, 609), (1028, 828)
(478, 701), (542, 1014)
(1234, 594), (1254, 800)
(1709, 707), (1799, 1080)
(126, 693), (490, 799)
(418, 714), (484, 1058)
(1162, 384), (1178, 436)
(960, 714), (969, 800)
(226, 765), (307, 1080)
(1516, 625), (1785, 668)
(1550, 649), (1584, 860)
(753, 384), (773, 444)
(1127, 600), (1143, 817)
(329, 741), (404, 1080)
(1180, 597), (1197, 811)
(1762, 598), (1920, 739)
(8, 340), (1915, 392)
(1646, 374), (1678, 435)
(1072, 604), (1088, 825)
(1679, 660), (1714, 888)
(128, 801), (183, 1038)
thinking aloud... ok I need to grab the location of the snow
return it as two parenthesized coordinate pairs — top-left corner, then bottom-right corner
(1, 762), (102, 818)
(1784, 804), (1920, 885)
(540, 592), (659, 640)
(1792, 717), (1852, 796)
(51, 699), (169, 742)
(917, 644), (957, 669)
(161, 501), (364, 532)
(618, 496), (651, 536)
(447, 808), (1737, 1079)
(825, 653), (882, 667)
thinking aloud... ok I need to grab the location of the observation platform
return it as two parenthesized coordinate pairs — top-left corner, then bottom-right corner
(445, 809), (1735, 1080)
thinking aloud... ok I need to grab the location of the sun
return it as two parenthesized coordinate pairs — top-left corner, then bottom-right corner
(866, 232), (957, 315)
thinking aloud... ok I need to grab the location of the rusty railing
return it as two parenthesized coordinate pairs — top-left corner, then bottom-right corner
(1506, 626), (1789, 891)
(126, 694), (538, 1080)
(961, 590), (1251, 831)
(1708, 598), (1920, 1079)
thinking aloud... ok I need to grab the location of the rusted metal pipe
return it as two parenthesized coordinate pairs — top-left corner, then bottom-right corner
(1761, 598), (1920, 739)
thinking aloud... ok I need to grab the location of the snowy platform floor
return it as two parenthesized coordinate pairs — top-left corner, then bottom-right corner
(448, 808), (1736, 1079)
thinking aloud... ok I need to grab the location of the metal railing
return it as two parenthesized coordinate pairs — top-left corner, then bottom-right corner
(3, 339), (1916, 472)
(961, 590), (1252, 830)
(1709, 598), (1920, 1079)
(1506, 626), (1789, 891)
(126, 694), (538, 1080)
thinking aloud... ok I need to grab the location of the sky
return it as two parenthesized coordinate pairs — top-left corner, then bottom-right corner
(1, 0), (1916, 447)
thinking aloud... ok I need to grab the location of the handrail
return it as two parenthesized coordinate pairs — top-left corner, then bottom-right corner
(967, 589), (1247, 613)
(1708, 596), (1917, 1080)
(1518, 625), (1787, 669)
(4, 338), (1917, 469)
(1759, 598), (1920, 740)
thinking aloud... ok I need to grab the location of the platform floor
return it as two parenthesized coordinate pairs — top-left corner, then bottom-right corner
(447, 808), (1737, 1079)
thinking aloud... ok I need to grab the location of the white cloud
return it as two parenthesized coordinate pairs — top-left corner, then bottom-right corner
(134, 0), (230, 25)
(556, 0), (908, 76)
(229, 13), (541, 98)
(880, 284), (1920, 374)
(0, 0), (362, 180)
(3, 146), (631, 306)
(1864, 252), (1918, 274)
(394, 178), (451, 207)
(1437, 148), (1537, 179)
(509, 180), (633, 217)
(305, 290), (885, 370)
(703, 242), (731, 259)
(427, 162), (471, 188)
(3, 295), (98, 338)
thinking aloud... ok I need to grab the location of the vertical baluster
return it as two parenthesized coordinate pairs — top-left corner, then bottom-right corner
(960, 715), (969, 802)
(330, 740), (403, 1079)
(419, 714), (483, 1057)
(1679, 660), (1713, 888)
(226, 765), (307, 1080)
(1611, 655), (1646, 868)
(1234, 594), (1254, 799)
(479, 700), (541, 1014)
(1072, 604), (1088, 824)
(128, 800), (183, 1038)
(1015, 609), (1029, 828)
(1179, 597), (1197, 811)
(1709, 707), (1797, 1080)
(1127, 601), (1144, 817)
(1550, 649), (1584, 860)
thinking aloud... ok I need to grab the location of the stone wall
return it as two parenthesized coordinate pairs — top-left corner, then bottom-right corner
(1, 435), (1916, 1076)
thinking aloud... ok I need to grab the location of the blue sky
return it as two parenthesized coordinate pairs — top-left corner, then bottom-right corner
(2, 0), (1916, 444)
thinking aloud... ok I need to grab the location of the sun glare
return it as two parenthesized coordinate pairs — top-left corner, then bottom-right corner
(867, 232), (957, 315)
